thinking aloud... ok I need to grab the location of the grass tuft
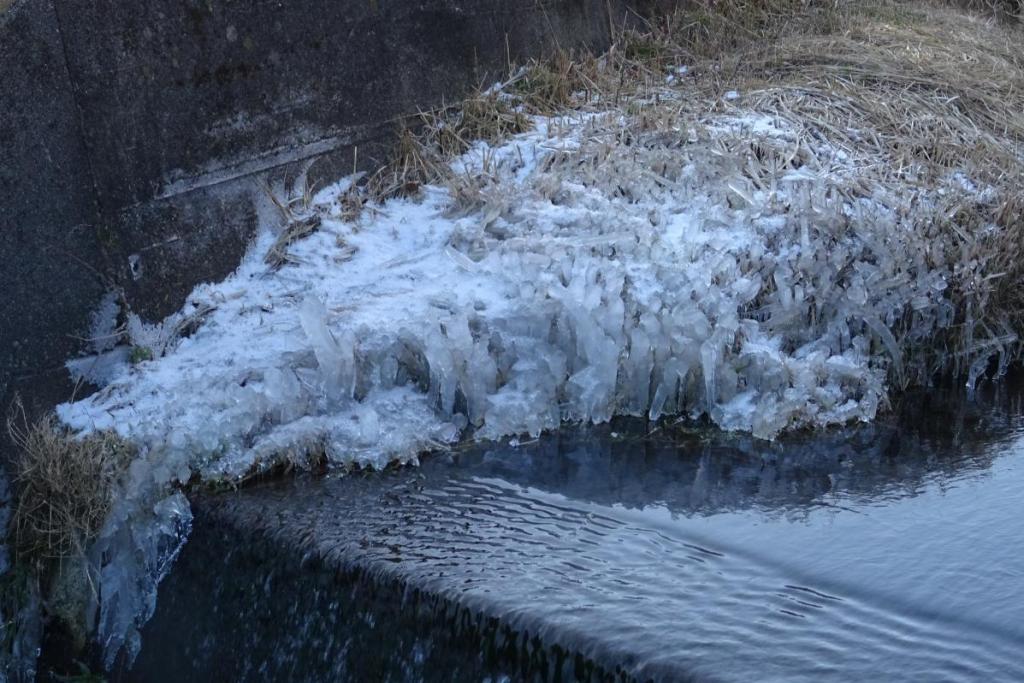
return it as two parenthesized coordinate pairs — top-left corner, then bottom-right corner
(366, 126), (445, 201)
(427, 91), (530, 158)
(6, 401), (134, 566)
(265, 215), (322, 269)
(513, 51), (602, 113)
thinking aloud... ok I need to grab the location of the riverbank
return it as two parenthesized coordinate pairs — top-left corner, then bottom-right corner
(5, 0), (1024, 677)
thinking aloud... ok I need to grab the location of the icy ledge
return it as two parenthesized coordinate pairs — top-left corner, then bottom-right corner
(62, 109), (979, 479)
(59, 106), (990, 662)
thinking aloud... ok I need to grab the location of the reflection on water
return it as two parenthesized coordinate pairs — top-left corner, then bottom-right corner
(125, 381), (1024, 682)
(459, 382), (1022, 514)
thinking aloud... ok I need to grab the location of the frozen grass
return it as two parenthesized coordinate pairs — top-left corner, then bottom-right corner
(58, 0), (1024, 477)
(36, 0), (1024, 668)
(427, 91), (531, 158)
(359, 0), (1024, 391)
(5, 397), (191, 670)
(664, 0), (1024, 386)
(265, 215), (322, 270)
(366, 126), (447, 201)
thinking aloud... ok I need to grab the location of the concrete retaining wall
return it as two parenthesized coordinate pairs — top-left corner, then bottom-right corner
(0, 0), (632, 431)
(0, 0), (107, 415)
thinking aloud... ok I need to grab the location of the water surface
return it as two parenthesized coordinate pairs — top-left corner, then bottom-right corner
(126, 382), (1024, 682)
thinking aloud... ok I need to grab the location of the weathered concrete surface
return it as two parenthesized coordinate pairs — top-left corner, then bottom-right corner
(0, 0), (632, 447)
(52, 0), (622, 322)
(0, 0), (107, 421)
(55, 0), (615, 213)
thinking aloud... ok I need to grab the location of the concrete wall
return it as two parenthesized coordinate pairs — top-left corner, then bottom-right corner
(0, 0), (628, 431)
(0, 0), (107, 415)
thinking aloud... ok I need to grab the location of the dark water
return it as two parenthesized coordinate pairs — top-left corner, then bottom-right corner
(124, 382), (1024, 682)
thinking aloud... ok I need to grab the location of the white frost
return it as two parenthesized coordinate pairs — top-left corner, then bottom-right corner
(60, 109), (970, 484)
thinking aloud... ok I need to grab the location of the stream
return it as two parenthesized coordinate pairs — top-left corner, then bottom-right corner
(119, 379), (1024, 682)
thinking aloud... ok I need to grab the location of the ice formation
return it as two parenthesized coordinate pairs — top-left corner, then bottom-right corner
(87, 488), (191, 668)
(56, 104), (999, 663)
(61, 110), (968, 472)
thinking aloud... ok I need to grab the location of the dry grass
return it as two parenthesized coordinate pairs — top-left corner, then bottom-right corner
(262, 176), (317, 223)
(651, 0), (1024, 381)
(361, 89), (530, 204)
(427, 91), (530, 157)
(334, 0), (1024, 384)
(6, 401), (134, 565)
(512, 50), (606, 113)
(265, 215), (322, 269)
(366, 126), (446, 201)
(356, 1), (1022, 189)
(261, 176), (325, 268)
(958, 0), (1023, 17)
(733, 5), (1024, 178)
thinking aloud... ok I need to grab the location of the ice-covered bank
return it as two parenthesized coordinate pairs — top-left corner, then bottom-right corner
(60, 107), (1004, 472)
(6, 0), (1015, 673)
(55, 98), (1014, 663)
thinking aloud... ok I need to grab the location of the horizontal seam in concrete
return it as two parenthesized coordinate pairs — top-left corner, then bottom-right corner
(152, 122), (395, 202)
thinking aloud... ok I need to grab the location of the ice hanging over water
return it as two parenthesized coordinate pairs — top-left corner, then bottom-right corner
(55, 104), (1010, 664)
(60, 109), (980, 481)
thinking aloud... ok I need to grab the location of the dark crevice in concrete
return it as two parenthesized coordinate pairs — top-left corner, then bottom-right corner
(48, 0), (108, 274)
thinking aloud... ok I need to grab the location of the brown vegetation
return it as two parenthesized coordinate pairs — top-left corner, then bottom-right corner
(348, 0), (1023, 386)
(6, 400), (133, 566)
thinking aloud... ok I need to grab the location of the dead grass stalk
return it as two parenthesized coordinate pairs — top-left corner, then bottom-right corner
(6, 400), (134, 566)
